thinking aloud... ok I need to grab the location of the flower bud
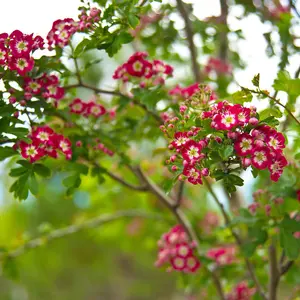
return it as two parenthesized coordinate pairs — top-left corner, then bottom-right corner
(249, 117), (259, 126)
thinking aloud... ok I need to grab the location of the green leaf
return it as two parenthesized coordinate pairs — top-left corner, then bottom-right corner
(128, 14), (139, 28)
(62, 174), (81, 189)
(229, 90), (253, 104)
(106, 32), (134, 57)
(279, 228), (300, 260)
(252, 73), (260, 87)
(0, 147), (17, 161)
(28, 173), (39, 195)
(220, 145), (234, 160)
(74, 38), (91, 58)
(273, 70), (300, 95)
(241, 241), (257, 257)
(9, 167), (28, 177)
(33, 164), (51, 177)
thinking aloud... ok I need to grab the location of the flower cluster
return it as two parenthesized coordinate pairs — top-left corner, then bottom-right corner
(199, 211), (220, 234)
(21, 73), (64, 102)
(0, 30), (44, 76)
(204, 57), (232, 75)
(202, 101), (287, 181)
(78, 7), (101, 31)
(46, 18), (78, 49)
(206, 246), (236, 265)
(169, 83), (217, 103)
(155, 225), (200, 273)
(69, 98), (106, 117)
(226, 281), (256, 300)
(162, 97), (287, 188)
(113, 52), (173, 87)
(15, 126), (72, 162)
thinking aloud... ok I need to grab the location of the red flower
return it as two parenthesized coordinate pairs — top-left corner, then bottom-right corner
(183, 166), (202, 185)
(85, 102), (106, 117)
(69, 98), (86, 114)
(9, 30), (33, 58)
(171, 132), (190, 149)
(251, 146), (270, 170)
(266, 131), (285, 150)
(181, 140), (203, 164)
(8, 56), (34, 76)
(19, 141), (44, 163)
(234, 133), (254, 156)
(0, 44), (7, 65)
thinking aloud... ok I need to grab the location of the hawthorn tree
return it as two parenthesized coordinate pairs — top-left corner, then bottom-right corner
(0, 0), (300, 299)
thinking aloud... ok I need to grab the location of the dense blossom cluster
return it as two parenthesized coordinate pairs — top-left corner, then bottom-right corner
(22, 73), (64, 102)
(15, 126), (72, 162)
(226, 281), (256, 300)
(69, 98), (106, 117)
(204, 57), (232, 75)
(155, 225), (200, 273)
(113, 52), (173, 87)
(46, 7), (101, 49)
(206, 246), (236, 265)
(202, 101), (288, 181)
(0, 30), (44, 76)
(162, 98), (287, 186)
(169, 83), (217, 103)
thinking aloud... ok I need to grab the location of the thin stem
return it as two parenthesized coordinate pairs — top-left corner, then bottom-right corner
(176, 0), (201, 82)
(280, 260), (294, 276)
(70, 43), (83, 84)
(203, 178), (267, 300)
(268, 242), (279, 300)
(1, 210), (165, 260)
(244, 87), (300, 127)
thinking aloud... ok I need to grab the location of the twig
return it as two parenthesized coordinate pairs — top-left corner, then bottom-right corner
(70, 43), (83, 84)
(105, 168), (148, 191)
(64, 83), (162, 123)
(243, 87), (300, 127)
(280, 260), (294, 276)
(176, 0), (201, 82)
(289, 0), (300, 18)
(203, 178), (267, 300)
(1, 210), (165, 260)
(268, 242), (279, 300)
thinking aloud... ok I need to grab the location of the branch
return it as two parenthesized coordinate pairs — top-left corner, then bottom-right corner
(176, 0), (201, 82)
(64, 83), (162, 123)
(268, 242), (279, 300)
(135, 166), (226, 300)
(244, 87), (300, 127)
(1, 210), (165, 260)
(174, 181), (185, 208)
(203, 178), (267, 300)
(105, 168), (148, 191)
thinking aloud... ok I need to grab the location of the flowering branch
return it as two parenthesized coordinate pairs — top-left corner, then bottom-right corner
(1, 210), (165, 260)
(244, 87), (300, 127)
(203, 178), (267, 300)
(176, 0), (201, 82)
(64, 83), (162, 123)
